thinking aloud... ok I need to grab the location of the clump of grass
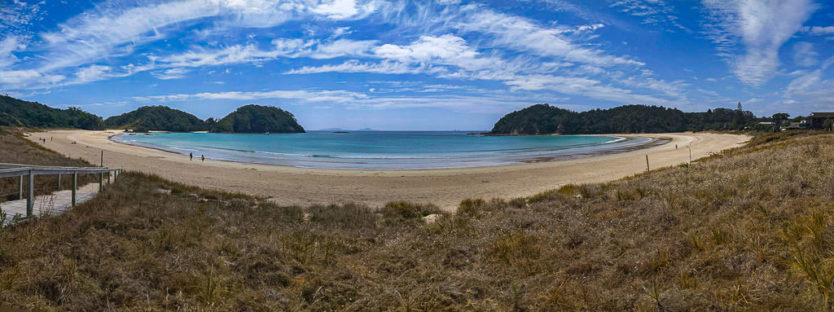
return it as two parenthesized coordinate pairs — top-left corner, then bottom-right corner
(307, 203), (376, 229)
(488, 230), (541, 273)
(379, 201), (441, 224)
(456, 198), (485, 218)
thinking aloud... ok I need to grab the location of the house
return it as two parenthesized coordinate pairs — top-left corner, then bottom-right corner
(786, 121), (805, 130)
(807, 112), (834, 129)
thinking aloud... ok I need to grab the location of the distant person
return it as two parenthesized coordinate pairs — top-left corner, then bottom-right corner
(675, 144), (678, 150)
(190, 152), (193, 161)
(201, 154), (205, 162)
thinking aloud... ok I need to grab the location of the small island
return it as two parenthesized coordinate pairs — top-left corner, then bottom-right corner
(209, 104), (305, 134)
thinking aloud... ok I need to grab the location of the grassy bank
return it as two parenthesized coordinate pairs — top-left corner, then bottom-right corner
(0, 130), (833, 310)
(0, 128), (99, 202)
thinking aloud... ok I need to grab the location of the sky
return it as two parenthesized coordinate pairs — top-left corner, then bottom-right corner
(1, 0), (833, 130)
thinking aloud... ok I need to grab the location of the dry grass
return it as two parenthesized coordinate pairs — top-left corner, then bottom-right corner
(0, 130), (833, 310)
(0, 128), (99, 202)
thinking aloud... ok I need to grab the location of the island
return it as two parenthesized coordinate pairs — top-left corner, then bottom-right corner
(210, 104), (305, 133)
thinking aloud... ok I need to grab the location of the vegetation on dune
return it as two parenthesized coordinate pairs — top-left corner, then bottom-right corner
(0, 128), (98, 202)
(490, 104), (758, 135)
(0, 95), (103, 130)
(1, 130), (834, 310)
(210, 104), (305, 133)
(104, 106), (207, 132)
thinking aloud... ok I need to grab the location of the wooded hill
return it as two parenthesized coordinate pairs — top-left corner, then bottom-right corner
(1, 95), (305, 133)
(208, 104), (305, 133)
(490, 104), (758, 135)
(104, 106), (206, 132)
(0, 95), (103, 130)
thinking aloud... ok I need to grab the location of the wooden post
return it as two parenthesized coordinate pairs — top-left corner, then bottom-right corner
(688, 145), (692, 164)
(99, 172), (104, 192)
(100, 150), (104, 167)
(27, 170), (34, 218)
(57, 174), (61, 190)
(72, 173), (77, 207)
(18, 175), (23, 200)
(645, 155), (650, 172)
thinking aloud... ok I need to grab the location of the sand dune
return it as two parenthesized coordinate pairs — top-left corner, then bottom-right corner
(29, 130), (749, 210)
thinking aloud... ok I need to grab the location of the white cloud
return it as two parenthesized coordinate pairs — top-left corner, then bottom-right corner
(147, 37), (377, 70)
(373, 35), (497, 71)
(287, 59), (437, 75)
(133, 89), (368, 103)
(0, 69), (64, 87)
(455, 7), (643, 67)
(0, 0), (42, 33)
(802, 26), (834, 35)
(312, 0), (377, 20)
(504, 74), (668, 105)
(286, 34), (677, 106)
(23, 0), (380, 79)
(0, 35), (24, 68)
(74, 65), (113, 84)
(608, 0), (688, 31)
(151, 68), (191, 80)
(702, 0), (817, 86)
(310, 39), (378, 59)
(792, 42), (818, 67)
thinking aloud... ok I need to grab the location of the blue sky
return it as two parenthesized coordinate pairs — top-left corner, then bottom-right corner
(1, 0), (833, 130)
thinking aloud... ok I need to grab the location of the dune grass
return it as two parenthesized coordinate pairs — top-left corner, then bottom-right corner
(0, 130), (833, 310)
(0, 128), (99, 202)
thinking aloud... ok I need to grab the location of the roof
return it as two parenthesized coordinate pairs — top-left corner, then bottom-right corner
(810, 112), (834, 118)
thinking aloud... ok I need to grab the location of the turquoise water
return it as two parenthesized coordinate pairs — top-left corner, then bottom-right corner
(112, 131), (651, 169)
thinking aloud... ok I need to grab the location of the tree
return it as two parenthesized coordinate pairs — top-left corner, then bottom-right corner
(772, 113), (789, 127)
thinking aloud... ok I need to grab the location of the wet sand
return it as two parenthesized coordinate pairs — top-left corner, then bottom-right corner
(29, 130), (750, 210)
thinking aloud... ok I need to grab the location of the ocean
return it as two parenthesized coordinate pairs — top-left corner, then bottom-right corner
(111, 131), (653, 169)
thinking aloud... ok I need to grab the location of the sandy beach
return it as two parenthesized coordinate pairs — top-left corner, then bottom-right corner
(29, 130), (749, 210)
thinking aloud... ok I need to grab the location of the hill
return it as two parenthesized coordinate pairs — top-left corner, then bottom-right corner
(211, 104), (305, 133)
(490, 104), (757, 135)
(0, 95), (103, 130)
(104, 106), (206, 132)
(1, 129), (833, 310)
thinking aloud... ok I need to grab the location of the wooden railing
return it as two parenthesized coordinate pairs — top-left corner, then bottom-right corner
(0, 163), (120, 218)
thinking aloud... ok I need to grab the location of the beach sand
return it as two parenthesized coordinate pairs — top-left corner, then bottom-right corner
(29, 130), (749, 210)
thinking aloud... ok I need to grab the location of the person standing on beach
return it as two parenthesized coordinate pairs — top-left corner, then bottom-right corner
(201, 154), (205, 162)
(190, 152), (193, 161)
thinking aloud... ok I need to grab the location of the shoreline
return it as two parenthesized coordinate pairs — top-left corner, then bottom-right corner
(108, 132), (661, 171)
(28, 130), (750, 210)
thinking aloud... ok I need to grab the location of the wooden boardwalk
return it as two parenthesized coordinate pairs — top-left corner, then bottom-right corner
(0, 183), (101, 223)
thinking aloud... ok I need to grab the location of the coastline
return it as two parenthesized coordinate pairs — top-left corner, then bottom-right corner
(28, 130), (750, 210)
(109, 132), (660, 170)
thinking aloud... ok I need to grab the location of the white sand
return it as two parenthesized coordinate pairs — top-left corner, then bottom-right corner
(30, 130), (749, 210)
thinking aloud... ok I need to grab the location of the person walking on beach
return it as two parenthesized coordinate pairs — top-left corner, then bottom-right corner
(201, 154), (205, 162)
(190, 152), (193, 161)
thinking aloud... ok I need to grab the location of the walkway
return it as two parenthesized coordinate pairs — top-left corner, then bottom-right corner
(0, 183), (101, 223)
